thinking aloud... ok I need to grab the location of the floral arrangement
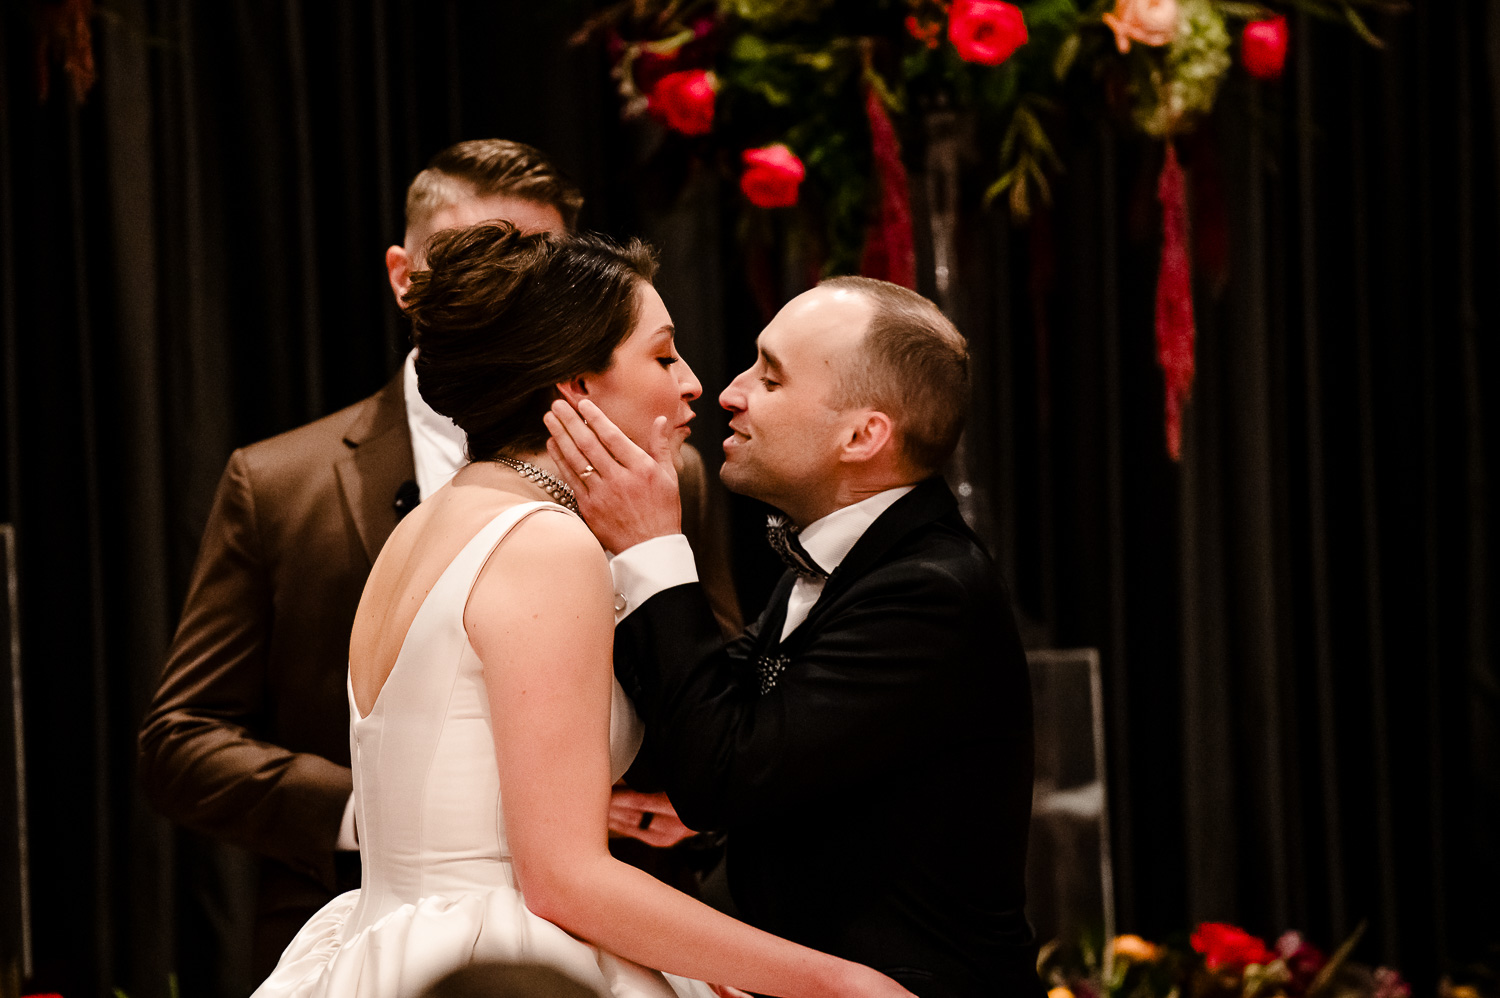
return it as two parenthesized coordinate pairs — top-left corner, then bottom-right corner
(1046, 923), (1375, 998)
(578, 0), (1399, 459)
(1040, 922), (1482, 998)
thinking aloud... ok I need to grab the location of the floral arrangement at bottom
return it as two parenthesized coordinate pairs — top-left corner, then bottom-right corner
(1040, 923), (1423, 998)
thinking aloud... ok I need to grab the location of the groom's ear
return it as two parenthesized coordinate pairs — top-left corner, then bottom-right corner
(555, 376), (590, 407)
(838, 410), (895, 464)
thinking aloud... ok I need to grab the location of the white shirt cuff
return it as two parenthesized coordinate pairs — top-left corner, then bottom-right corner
(609, 534), (698, 623)
(336, 792), (359, 851)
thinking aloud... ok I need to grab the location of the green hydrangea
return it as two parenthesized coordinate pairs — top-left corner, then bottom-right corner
(1134, 0), (1232, 138)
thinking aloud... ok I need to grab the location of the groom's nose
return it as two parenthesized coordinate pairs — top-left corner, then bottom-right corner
(719, 369), (750, 414)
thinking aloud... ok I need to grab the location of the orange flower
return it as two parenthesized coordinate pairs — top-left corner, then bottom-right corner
(1114, 934), (1161, 962)
(1102, 0), (1178, 54)
(1048, 988), (1076, 998)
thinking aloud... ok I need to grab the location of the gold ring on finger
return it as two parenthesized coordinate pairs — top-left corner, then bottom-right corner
(579, 465), (596, 479)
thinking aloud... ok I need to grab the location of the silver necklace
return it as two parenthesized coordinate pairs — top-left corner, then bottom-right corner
(491, 456), (579, 514)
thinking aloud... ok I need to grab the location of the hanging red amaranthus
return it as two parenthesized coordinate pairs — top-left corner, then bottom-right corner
(1155, 142), (1195, 460)
(34, 0), (96, 102)
(858, 82), (916, 289)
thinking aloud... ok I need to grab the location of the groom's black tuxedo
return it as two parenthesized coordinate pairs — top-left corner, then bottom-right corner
(613, 477), (1042, 998)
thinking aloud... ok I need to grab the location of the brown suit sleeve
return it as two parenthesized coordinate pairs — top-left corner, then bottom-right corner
(138, 450), (350, 892)
(676, 444), (742, 638)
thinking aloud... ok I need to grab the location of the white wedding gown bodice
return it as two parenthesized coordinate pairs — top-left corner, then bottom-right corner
(253, 501), (713, 998)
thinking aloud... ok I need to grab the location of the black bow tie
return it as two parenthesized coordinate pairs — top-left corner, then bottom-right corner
(765, 515), (829, 580)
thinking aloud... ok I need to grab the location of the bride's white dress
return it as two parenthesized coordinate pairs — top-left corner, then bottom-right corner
(252, 501), (715, 998)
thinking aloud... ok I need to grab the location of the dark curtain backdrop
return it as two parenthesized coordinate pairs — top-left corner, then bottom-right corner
(1, 1), (1495, 997)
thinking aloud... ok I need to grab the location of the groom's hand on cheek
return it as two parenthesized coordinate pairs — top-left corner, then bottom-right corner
(545, 399), (682, 553)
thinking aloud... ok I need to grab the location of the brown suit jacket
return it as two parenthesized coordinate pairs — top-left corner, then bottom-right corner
(138, 372), (740, 975)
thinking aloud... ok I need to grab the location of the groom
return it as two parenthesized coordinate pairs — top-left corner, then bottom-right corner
(546, 276), (1043, 998)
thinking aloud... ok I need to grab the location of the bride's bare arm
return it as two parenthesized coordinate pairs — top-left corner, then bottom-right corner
(466, 511), (910, 998)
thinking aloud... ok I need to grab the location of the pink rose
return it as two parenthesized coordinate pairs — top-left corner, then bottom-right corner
(1102, 0), (1179, 53)
(1275, 931), (1326, 992)
(948, 0), (1028, 67)
(1372, 968), (1412, 998)
(739, 144), (805, 208)
(648, 69), (716, 136)
(1190, 922), (1275, 973)
(1241, 16), (1289, 80)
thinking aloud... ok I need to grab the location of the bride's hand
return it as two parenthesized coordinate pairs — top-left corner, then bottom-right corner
(545, 399), (681, 553)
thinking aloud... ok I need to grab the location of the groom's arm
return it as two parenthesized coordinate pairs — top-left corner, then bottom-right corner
(608, 536), (758, 706)
(613, 558), (982, 833)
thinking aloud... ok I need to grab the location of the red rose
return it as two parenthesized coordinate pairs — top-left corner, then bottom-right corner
(739, 144), (805, 208)
(648, 69), (716, 136)
(948, 0), (1028, 66)
(1242, 15), (1288, 80)
(1191, 922), (1275, 972)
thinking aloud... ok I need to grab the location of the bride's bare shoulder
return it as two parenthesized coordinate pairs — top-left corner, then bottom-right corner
(477, 504), (604, 581)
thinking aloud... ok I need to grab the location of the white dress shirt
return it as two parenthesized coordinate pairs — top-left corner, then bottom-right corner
(402, 349), (469, 499)
(775, 486), (912, 639)
(609, 486), (915, 642)
(339, 351), (471, 851)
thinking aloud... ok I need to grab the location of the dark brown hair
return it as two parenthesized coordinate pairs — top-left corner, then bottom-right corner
(419, 962), (600, 998)
(820, 275), (970, 475)
(405, 222), (658, 460)
(406, 139), (585, 234)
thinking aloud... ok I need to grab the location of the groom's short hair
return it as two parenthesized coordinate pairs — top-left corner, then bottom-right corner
(820, 276), (970, 476)
(405, 139), (584, 235)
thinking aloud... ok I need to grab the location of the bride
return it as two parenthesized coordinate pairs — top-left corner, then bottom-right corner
(251, 222), (914, 998)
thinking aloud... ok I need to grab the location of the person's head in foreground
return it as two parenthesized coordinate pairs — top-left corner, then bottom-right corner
(387, 138), (583, 304)
(719, 274), (970, 526)
(402, 221), (700, 463)
(419, 962), (601, 998)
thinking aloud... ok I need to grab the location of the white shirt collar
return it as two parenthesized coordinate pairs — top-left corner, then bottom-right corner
(796, 485), (916, 577)
(402, 349), (468, 500)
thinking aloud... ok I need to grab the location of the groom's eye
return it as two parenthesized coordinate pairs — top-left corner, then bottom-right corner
(759, 377), (779, 390)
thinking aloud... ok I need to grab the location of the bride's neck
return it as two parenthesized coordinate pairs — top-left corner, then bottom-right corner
(488, 448), (557, 476)
(479, 448), (577, 509)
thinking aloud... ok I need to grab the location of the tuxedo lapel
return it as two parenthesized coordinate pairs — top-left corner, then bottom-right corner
(753, 572), (798, 655)
(335, 373), (416, 565)
(787, 477), (961, 643)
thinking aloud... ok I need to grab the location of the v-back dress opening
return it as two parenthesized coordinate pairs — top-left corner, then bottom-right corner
(251, 500), (713, 998)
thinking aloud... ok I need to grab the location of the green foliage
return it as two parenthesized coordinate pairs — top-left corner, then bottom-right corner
(719, 0), (838, 31)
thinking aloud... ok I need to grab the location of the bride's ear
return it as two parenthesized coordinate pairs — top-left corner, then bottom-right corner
(555, 376), (590, 407)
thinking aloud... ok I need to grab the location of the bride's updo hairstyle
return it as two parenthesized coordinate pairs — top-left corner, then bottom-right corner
(405, 221), (658, 461)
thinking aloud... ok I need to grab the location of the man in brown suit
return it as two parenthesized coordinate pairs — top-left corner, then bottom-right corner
(138, 140), (740, 978)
